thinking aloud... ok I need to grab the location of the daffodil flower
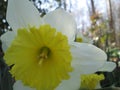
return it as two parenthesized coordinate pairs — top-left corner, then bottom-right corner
(75, 31), (116, 90)
(0, 0), (116, 90)
(80, 73), (105, 90)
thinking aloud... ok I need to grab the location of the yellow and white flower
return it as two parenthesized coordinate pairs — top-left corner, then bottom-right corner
(0, 0), (116, 90)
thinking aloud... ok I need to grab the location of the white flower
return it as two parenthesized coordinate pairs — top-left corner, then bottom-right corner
(0, 0), (115, 90)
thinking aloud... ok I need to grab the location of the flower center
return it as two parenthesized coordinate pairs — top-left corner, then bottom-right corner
(38, 46), (51, 65)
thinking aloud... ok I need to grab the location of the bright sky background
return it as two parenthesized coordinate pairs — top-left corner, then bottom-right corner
(67, 0), (108, 30)
(34, 0), (108, 31)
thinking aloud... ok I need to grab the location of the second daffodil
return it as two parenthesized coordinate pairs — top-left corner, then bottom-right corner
(1, 0), (111, 90)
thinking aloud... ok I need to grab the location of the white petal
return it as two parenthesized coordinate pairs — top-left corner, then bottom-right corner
(98, 61), (116, 72)
(43, 8), (76, 42)
(6, 0), (43, 31)
(13, 80), (35, 90)
(0, 31), (16, 52)
(70, 42), (107, 74)
(56, 72), (81, 90)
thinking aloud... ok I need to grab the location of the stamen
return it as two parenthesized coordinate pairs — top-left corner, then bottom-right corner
(38, 58), (44, 65)
(38, 47), (51, 65)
